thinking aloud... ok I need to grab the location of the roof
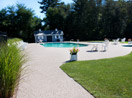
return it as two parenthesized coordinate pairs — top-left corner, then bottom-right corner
(34, 30), (63, 35)
(36, 33), (44, 36)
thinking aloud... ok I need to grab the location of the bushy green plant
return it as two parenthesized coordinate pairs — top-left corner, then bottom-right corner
(0, 43), (26, 98)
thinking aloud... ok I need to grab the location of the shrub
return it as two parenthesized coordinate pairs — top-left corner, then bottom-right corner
(0, 43), (26, 98)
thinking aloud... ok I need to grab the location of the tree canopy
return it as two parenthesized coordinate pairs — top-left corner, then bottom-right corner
(38, 0), (60, 13)
(0, 4), (41, 42)
(1, 0), (132, 42)
(39, 0), (132, 41)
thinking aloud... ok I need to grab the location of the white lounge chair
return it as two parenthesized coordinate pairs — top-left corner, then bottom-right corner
(128, 41), (132, 44)
(16, 41), (28, 50)
(91, 44), (98, 51)
(39, 39), (43, 43)
(60, 39), (63, 42)
(77, 39), (79, 43)
(121, 38), (126, 43)
(102, 39), (109, 51)
(113, 38), (120, 45)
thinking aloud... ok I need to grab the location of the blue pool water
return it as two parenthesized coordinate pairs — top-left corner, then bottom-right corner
(41, 43), (88, 48)
(122, 45), (132, 47)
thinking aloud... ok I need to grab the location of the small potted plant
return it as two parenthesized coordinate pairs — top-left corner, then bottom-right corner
(70, 47), (79, 61)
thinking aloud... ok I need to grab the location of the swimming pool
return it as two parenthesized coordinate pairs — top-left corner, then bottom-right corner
(122, 45), (132, 47)
(41, 43), (88, 48)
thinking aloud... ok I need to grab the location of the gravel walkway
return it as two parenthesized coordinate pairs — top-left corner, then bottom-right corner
(16, 42), (132, 98)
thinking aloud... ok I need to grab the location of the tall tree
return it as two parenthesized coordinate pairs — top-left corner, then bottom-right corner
(0, 8), (8, 32)
(44, 3), (70, 30)
(72, 0), (100, 40)
(125, 0), (132, 38)
(38, 0), (60, 13)
(39, 0), (132, 40)
(102, 0), (127, 39)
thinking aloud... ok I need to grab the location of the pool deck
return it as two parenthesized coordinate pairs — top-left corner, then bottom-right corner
(16, 42), (132, 98)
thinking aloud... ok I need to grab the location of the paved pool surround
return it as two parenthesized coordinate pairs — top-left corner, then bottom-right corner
(16, 42), (132, 98)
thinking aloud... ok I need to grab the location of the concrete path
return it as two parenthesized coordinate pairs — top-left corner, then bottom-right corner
(16, 42), (132, 98)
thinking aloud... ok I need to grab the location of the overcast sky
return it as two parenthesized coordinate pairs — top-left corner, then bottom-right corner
(0, 0), (73, 19)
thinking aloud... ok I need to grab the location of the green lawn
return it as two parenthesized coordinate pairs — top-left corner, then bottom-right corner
(61, 53), (132, 98)
(121, 41), (128, 44)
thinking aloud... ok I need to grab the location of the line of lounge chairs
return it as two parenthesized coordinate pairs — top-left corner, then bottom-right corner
(90, 39), (109, 52)
(16, 41), (28, 50)
(113, 38), (126, 45)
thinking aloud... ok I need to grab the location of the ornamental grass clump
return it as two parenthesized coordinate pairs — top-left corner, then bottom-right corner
(0, 43), (26, 98)
(7, 38), (22, 45)
(70, 47), (79, 55)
